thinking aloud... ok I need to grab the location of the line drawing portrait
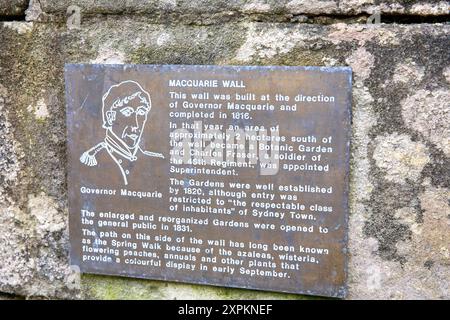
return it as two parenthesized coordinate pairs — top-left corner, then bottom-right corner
(80, 80), (164, 185)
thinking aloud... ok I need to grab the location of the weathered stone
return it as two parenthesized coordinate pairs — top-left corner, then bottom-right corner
(25, 0), (44, 22)
(0, 22), (78, 299)
(0, 0), (27, 16)
(0, 18), (449, 299)
(81, 274), (308, 300)
(401, 89), (450, 157)
(32, 0), (450, 21)
(373, 133), (430, 184)
(0, 293), (24, 300)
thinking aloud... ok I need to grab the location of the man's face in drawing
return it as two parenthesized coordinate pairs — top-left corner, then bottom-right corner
(107, 96), (150, 149)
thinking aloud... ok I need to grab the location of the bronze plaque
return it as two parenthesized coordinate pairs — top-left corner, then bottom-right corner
(65, 64), (351, 298)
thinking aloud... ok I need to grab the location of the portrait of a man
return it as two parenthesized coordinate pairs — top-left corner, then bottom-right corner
(80, 80), (164, 185)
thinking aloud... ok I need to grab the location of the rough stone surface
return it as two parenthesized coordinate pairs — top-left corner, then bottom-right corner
(38, 0), (450, 17)
(0, 0), (28, 16)
(401, 89), (450, 157)
(373, 133), (430, 184)
(0, 5), (449, 300)
(81, 274), (308, 300)
(0, 293), (24, 300)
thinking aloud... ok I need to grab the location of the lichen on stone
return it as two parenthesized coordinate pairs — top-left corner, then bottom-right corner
(373, 133), (430, 184)
(401, 89), (450, 157)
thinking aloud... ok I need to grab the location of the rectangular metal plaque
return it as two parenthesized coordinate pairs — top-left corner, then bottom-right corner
(65, 64), (351, 298)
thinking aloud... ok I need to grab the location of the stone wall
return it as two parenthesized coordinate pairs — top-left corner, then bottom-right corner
(0, 0), (448, 299)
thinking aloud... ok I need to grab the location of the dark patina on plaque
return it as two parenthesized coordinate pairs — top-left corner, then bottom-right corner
(65, 64), (351, 298)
